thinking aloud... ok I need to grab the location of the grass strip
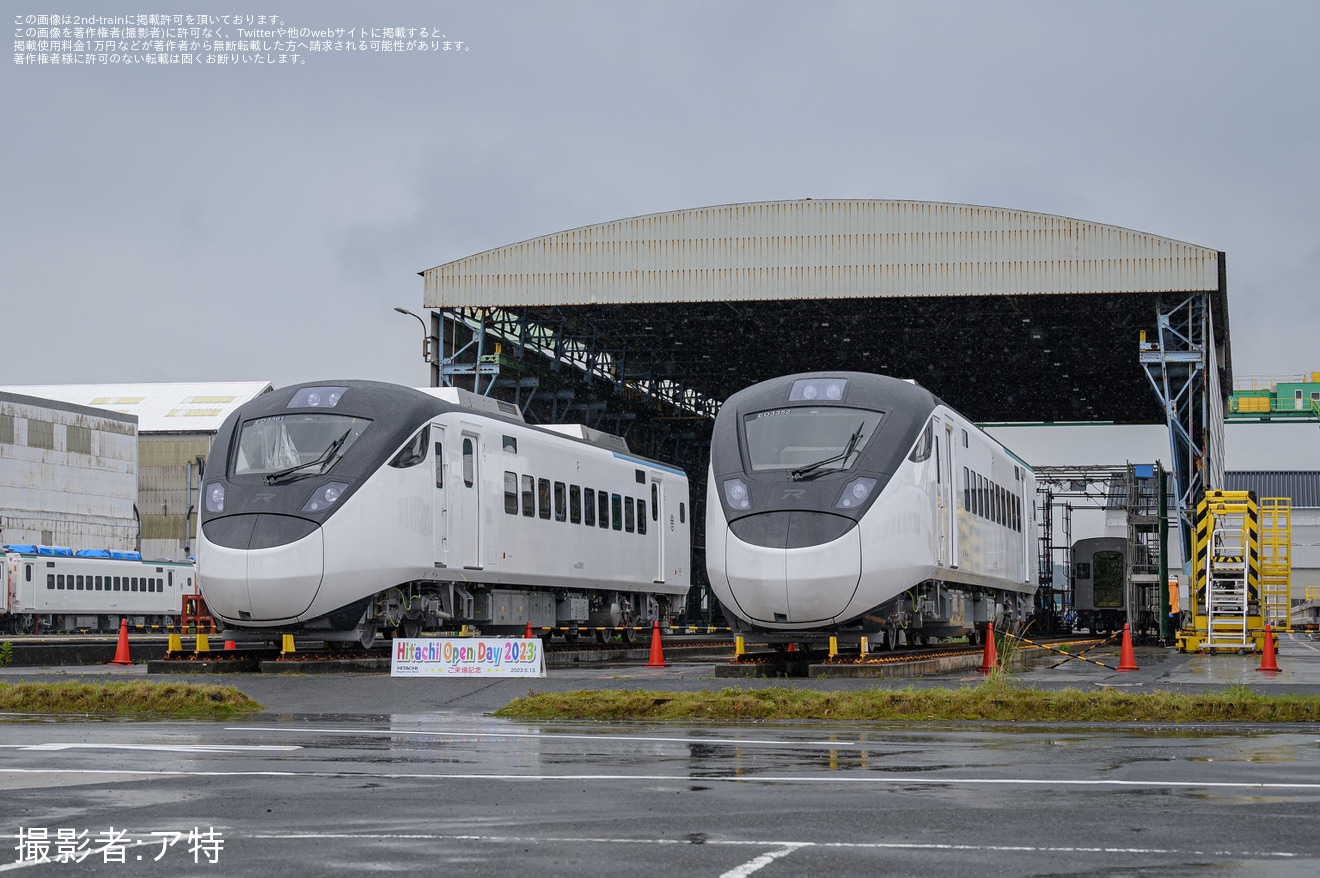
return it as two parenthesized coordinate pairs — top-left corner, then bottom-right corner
(494, 679), (1320, 724)
(0, 681), (263, 718)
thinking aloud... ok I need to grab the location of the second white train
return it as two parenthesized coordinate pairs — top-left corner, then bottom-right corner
(706, 372), (1037, 646)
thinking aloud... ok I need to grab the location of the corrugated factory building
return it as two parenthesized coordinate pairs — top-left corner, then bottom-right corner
(0, 391), (138, 550)
(0, 382), (271, 561)
(1225, 471), (1320, 594)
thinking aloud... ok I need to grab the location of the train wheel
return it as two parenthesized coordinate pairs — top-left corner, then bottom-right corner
(620, 626), (637, 645)
(564, 628), (579, 644)
(358, 626), (377, 650)
(596, 628), (613, 644)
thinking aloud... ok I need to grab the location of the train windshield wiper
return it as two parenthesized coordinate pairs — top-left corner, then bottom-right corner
(265, 429), (351, 484)
(788, 422), (864, 481)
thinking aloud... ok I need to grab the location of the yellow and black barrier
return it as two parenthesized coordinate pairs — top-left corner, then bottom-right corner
(1000, 630), (1121, 672)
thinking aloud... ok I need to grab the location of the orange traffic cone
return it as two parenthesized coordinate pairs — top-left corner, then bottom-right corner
(1257, 623), (1281, 673)
(524, 621), (534, 639)
(647, 620), (667, 668)
(978, 622), (998, 674)
(107, 618), (133, 666)
(1117, 623), (1139, 671)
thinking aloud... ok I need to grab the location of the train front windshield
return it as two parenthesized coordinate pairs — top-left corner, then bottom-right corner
(234, 414), (371, 476)
(743, 408), (883, 472)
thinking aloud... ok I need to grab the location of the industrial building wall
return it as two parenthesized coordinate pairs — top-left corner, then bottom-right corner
(138, 433), (213, 561)
(0, 394), (138, 550)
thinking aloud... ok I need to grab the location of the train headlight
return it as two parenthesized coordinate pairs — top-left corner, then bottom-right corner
(288, 386), (348, 409)
(789, 378), (848, 402)
(723, 478), (751, 511)
(835, 477), (878, 509)
(302, 482), (350, 513)
(205, 483), (225, 513)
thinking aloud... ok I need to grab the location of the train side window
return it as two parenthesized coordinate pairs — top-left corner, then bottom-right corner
(554, 482), (567, 522)
(462, 438), (474, 488)
(504, 472), (518, 514)
(503, 435), (517, 453)
(132, 577), (139, 592)
(637, 499), (647, 535)
(434, 443), (444, 488)
(538, 478), (551, 520)
(612, 494), (623, 531)
(972, 473), (980, 516)
(598, 490), (610, 529)
(57, 574), (64, 590)
(624, 497), (635, 533)
(583, 488), (596, 526)
(569, 485), (582, 524)
(934, 437), (941, 483)
(389, 425), (429, 468)
(95, 575), (102, 591)
(47, 573), (54, 589)
(25, 564), (32, 582)
(76, 575), (84, 590)
(963, 467), (970, 510)
(113, 576), (121, 591)
(522, 475), (535, 517)
(962, 429), (969, 448)
(651, 484), (658, 520)
(680, 503), (686, 524)
(996, 485), (1003, 524)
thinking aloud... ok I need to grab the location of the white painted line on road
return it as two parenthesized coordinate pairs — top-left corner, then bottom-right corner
(0, 744), (301, 753)
(720, 844), (808, 877)
(241, 832), (1303, 861)
(229, 725), (863, 748)
(3, 767), (1320, 792)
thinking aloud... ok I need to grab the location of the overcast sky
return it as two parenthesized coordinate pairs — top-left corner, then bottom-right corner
(4, 1), (1318, 469)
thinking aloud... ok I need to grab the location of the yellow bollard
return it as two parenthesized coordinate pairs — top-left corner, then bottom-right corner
(859, 636), (869, 658)
(195, 633), (210, 653)
(828, 636), (838, 658)
(281, 633), (296, 655)
(167, 633), (182, 654)
(735, 635), (745, 657)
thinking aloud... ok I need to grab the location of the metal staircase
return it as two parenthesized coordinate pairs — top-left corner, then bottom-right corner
(1177, 490), (1268, 654)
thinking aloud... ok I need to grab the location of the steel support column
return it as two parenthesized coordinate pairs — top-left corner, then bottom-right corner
(1139, 293), (1225, 566)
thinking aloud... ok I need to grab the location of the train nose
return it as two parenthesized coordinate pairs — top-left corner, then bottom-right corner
(722, 512), (861, 624)
(198, 515), (324, 622)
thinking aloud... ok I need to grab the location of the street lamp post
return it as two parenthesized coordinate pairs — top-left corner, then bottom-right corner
(393, 307), (440, 386)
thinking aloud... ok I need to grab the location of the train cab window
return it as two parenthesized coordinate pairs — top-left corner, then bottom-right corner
(651, 484), (659, 520)
(504, 472), (518, 514)
(569, 485), (582, 524)
(637, 499), (647, 535)
(554, 482), (567, 522)
(538, 479), (551, 520)
(1093, 551), (1124, 607)
(434, 443), (444, 488)
(583, 488), (596, 526)
(47, 574), (54, 589)
(680, 503), (686, 524)
(908, 420), (933, 462)
(521, 475), (535, 517)
(503, 435), (517, 453)
(612, 494), (623, 531)
(624, 497), (635, 533)
(598, 490), (610, 529)
(389, 426), (429, 469)
(462, 439), (475, 488)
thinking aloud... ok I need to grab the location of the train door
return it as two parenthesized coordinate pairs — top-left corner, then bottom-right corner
(459, 431), (481, 569)
(945, 422), (958, 568)
(934, 418), (949, 567)
(431, 424), (449, 567)
(650, 475), (665, 584)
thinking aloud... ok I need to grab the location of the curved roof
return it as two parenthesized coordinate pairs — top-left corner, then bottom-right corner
(424, 199), (1221, 307)
(419, 200), (1229, 427)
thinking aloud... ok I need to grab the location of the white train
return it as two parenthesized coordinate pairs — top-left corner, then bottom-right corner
(197, 380), (692, 647)
(706, 372), (1038, 647)
(1, 546), (196, 634)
